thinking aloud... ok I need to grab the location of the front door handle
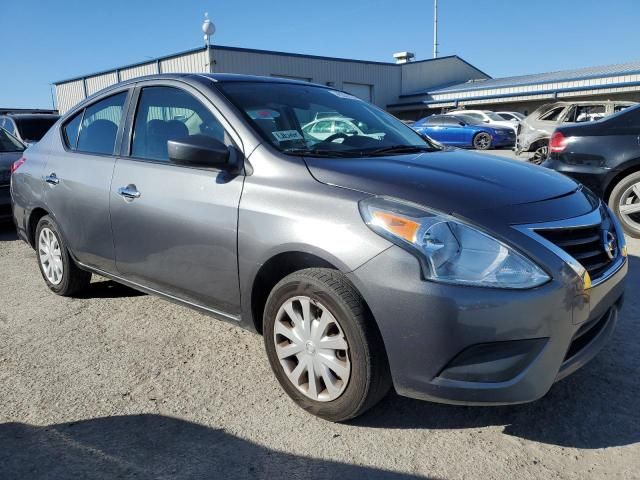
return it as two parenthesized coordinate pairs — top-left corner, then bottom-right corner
(44, 173), (59, 185)
(117, 184), (141, 200)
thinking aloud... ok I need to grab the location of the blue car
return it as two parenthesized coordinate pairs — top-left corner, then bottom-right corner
(413, 114), (515, 150)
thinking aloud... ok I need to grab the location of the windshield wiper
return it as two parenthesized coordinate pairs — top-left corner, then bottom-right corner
(282, 148), (357, 158)
(365, 145), (437, 156)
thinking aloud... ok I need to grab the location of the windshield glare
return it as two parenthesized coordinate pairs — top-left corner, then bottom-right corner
(217, 82), (433, 156)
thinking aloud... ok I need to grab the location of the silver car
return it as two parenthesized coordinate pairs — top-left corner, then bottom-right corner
(11, 74), (628, 421)
(516, 101), (636, 163)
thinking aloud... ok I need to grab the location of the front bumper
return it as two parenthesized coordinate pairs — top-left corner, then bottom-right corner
(348, 244), (627, 405)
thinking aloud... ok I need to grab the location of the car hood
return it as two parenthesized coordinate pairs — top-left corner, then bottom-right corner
(304, 149), (584, 219)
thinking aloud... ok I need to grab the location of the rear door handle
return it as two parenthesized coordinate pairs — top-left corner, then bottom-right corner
(44, 173), (59, 185)
(117, 184), (141, 200)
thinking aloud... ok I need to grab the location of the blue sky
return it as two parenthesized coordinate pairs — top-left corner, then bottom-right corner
(2, 0), (639, 108)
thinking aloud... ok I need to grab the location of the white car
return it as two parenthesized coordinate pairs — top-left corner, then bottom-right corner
(445, 110), (517, 132)
(302, 117), (385, 141)
(496, 111), (525, 123)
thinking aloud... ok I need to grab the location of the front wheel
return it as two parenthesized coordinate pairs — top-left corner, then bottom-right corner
(472, 132), (492, 150)
(609, 171), (640, 238)
(35, 215), (91, 296)
(263, 268), (391, 422)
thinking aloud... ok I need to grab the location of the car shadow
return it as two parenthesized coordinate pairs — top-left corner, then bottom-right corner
(0, 223), (18, 241)
(354, 254), (640, 450)
(0, 414), (433, 480)
(76, 279), (145, 299)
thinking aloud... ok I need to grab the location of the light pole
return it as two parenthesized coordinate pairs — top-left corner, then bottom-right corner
(433, 0), (439, 58)
(202, 13), (216, 73)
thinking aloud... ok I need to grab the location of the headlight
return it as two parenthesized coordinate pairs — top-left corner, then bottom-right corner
(359, 196), (550, 289)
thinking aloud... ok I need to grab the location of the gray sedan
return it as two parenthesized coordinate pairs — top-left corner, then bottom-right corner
(11, 74), (628, 421)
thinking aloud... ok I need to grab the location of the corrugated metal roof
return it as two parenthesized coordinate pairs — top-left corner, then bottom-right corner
(404, 60), (640, 96)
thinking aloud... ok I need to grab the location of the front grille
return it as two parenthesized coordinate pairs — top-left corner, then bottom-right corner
(535, 217), (617, 280)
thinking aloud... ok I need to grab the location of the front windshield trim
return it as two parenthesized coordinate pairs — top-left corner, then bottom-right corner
(215, 81), (435, 158)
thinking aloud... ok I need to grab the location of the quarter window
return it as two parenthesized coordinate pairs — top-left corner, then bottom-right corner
(76, 92), (127, 155)
(63, 112), (82, 149)
(131, 86), (227, 162)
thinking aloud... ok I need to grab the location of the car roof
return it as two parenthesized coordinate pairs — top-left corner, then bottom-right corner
(3, 113), (60, 119)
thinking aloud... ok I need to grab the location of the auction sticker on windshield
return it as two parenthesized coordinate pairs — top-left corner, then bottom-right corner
(273, 130), (304, 142)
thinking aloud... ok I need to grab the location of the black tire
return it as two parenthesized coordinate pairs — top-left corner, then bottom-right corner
(263, 268), (391, 422)
(608, 171), (640, 238)
(35, 215), (91, 296)
(528, 142), (549, 165)
(472, 132), (492, 150)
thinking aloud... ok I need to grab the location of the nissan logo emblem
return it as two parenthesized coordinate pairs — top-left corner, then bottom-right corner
(603, 230), (618, 260)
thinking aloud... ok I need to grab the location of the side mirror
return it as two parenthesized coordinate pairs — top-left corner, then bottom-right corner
(484, 119), (490, 123)
(168, 135), (229, 168)
(458, 121), (465, 126)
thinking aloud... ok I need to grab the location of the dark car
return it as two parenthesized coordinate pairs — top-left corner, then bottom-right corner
(413, 114), (515, 150)
(543, 104), (640, 238)
(1, 128), (25, 222)
(11, 74), (627, 421)
(0, 114), (60, 145)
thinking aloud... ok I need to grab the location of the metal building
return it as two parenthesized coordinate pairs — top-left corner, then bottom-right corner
(53, 45), (640, 119)
(389, 60), (640, 116)
(53, 45), (488, 116)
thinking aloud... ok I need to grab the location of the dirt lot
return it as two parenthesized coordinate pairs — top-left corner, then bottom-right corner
(1, 224), (639, 480)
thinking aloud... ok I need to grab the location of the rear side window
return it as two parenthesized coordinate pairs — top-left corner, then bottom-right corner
(539, 107), (565, 121)
(76, 92), (127, 155)
(63, 112), (82, 149)
(1, 118), (16, 135)
(131, 86), (227, 162)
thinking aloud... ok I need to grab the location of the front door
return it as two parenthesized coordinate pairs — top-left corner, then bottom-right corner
(109, 84), (244, 316)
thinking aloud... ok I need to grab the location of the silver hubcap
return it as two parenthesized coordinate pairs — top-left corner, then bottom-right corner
(38, 227), (64, 285)
(274, 296), (350, 402)
(476, 134), (490, 149)
(619, 182), (640, 228)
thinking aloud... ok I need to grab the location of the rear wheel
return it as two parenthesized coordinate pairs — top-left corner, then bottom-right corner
(263, 268), (391, 422)
(35, 216), (91, 296)
(472, 132), (492, 150)
(529, 143), (549, 165)
(609, 171), (640, 238)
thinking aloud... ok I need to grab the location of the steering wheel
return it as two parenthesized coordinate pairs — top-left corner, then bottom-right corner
(323, 132), (350, 143)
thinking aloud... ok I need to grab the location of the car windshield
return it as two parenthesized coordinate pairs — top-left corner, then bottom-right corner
(14, 116), (59, 142)
(216, 82), (435, 157)
(457, 114), (483, 125)
(483, 111), (505, 121)
(0, 128), (25, 152)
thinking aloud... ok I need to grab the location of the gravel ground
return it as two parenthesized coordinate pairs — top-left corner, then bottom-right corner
(1, 223), (639, 480)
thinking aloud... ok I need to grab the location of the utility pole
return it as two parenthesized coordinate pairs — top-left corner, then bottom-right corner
(433, 0), (439, 58)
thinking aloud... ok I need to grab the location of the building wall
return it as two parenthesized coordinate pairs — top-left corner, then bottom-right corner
(400, 56), (489, 95)
(54, 48), (489, 115)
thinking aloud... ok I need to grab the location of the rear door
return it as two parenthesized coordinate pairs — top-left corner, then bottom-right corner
(43, 89), (131, 272)
(109, 81), (245, 316)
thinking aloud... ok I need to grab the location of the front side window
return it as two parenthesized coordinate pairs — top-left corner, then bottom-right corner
(217, 82), (433, 157)
(131, 86), (226, 162)
(76, 92), (127, 155)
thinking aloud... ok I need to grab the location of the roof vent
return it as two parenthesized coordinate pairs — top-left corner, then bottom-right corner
(393, 52), (415, 64)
